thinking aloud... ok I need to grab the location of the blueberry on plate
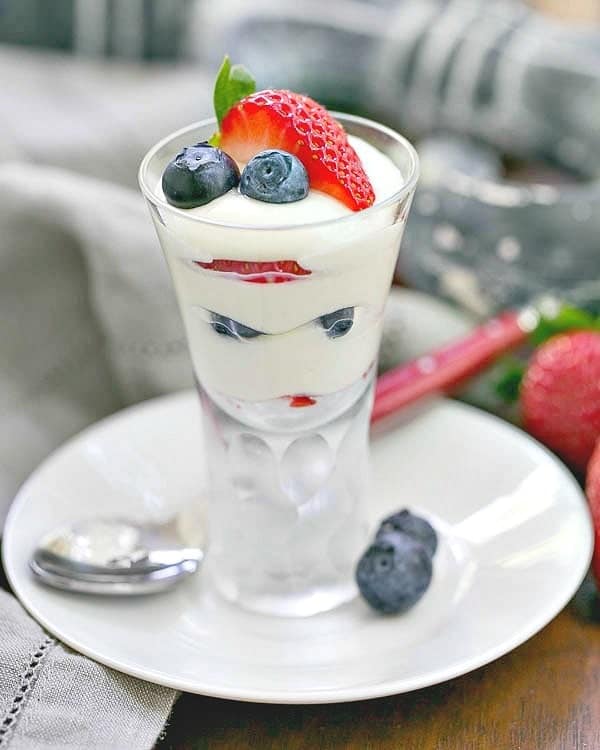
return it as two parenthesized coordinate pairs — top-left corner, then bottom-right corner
(209, 312), (261, 340)
(240, 149), (309, 203)
(162, 142), (240, 208)
(318, 307), (354, 339)
(376, 509), (438, 559)
(356, 532), (433, 614)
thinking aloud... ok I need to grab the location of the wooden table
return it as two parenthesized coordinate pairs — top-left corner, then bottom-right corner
(161, 579), (600, 750)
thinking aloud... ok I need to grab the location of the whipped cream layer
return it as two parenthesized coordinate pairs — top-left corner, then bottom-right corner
(151, 135), (409, 405)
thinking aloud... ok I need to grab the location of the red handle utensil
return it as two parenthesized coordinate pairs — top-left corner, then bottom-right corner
(371, 309), (534, 424)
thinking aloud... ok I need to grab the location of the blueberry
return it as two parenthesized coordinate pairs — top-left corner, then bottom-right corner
(162, 142), (240, 208)
(356, 533), (433, 614)
(210, 313), (261, 340)
(318, 308), (354, 338)
(240, 149), (309, 204)
(376, 509), (438, 559)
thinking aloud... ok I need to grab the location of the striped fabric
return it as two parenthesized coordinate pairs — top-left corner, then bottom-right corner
(0, 0), (191, 59)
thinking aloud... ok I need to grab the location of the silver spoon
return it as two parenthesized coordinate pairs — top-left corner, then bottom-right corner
(30, 517), (203, 595)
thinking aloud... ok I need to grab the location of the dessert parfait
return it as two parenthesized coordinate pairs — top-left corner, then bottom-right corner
(139, 58), (418, 616)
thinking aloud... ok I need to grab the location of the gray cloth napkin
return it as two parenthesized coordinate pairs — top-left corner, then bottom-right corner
(0, 46), (212, 190)
(0, 46), (215, 524)
(0, 162), (192, 526)
(0, 47), (210, 750)
(0, 0), (190, 60)
(0, 590), (176, 750)
(0, 162), (184, 750)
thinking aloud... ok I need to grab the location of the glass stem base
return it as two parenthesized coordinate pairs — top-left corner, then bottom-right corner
(199, 383), (374, 617)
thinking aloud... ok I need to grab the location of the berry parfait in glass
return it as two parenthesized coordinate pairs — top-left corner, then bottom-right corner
(139, 58), (419, 616)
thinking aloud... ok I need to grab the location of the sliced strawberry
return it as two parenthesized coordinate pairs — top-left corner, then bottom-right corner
(288, 395), (317, 408)
(194, 258), (311, 284)
(219, 90), (375, 211)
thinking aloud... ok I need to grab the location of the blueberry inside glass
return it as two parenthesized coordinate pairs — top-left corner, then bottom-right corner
(210, 313), (262, 340)
(207, 308), (356, 342)
(318, 308), (354, 339)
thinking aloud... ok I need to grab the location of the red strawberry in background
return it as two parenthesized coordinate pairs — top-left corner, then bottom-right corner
(520, 331), (600, 474)
(586, 440), (600, 584)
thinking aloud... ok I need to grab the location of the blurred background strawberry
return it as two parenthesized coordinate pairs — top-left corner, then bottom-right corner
(486, 308), (600, 582)
(521, 331), (600, 473)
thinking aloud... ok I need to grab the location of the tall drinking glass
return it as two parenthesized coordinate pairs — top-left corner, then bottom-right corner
(139, 114), (418, 616)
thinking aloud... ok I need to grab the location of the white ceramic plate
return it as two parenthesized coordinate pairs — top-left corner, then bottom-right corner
(3, 392), (592, 704)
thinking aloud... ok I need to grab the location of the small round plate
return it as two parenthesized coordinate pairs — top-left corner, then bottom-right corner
(3, 392), (592, 704)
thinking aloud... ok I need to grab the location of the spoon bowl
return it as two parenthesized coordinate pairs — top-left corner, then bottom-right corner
(30, 517), (203, 595)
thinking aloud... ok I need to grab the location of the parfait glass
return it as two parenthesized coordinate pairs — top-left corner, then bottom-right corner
(139, 114), (418, 616)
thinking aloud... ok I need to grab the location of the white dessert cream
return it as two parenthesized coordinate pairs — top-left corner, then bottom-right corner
(149, 134), (408, 410)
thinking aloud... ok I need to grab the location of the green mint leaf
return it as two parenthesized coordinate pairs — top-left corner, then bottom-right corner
(494, 357), (526, 404)
(530, 304), (600, 346)
(213, 55), (256, 128)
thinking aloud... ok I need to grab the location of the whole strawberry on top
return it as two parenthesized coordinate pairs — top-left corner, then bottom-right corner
(162, 56), (375, 212)
(217, 88), (375, 210)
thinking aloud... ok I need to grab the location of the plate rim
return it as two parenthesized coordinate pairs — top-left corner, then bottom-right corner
(3, 391), (593, 704)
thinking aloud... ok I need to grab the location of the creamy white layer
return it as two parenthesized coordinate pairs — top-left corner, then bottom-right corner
(152, 136), (408, 403)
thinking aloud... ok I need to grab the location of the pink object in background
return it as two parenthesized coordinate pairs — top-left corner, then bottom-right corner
(372, 310), (530, 423)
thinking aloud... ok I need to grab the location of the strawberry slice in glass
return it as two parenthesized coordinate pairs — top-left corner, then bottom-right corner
(193, 258), (311, 283)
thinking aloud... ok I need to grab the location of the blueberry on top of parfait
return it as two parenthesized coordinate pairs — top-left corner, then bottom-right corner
(162, 142), (240, 208)
(240, 149), (309, 204)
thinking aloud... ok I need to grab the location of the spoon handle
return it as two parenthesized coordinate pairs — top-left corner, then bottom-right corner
(371, 309), (533, 423)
